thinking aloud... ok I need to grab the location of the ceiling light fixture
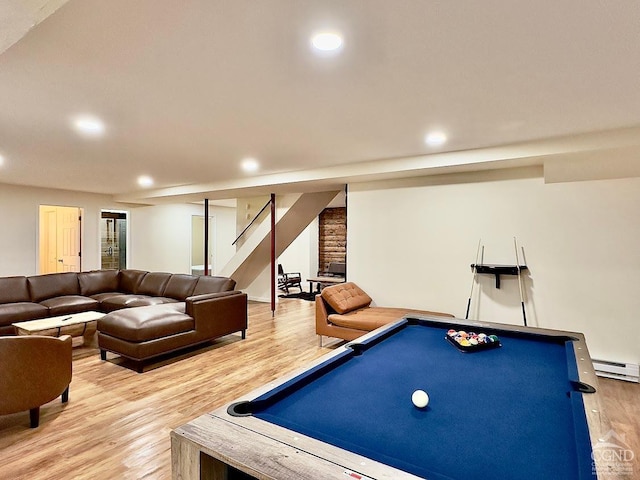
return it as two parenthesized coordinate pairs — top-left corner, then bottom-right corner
(241, 157), (259, 173)
(425, 131), (447, 147)
(311, 32), (343, 53)
(137, 175), (154, 188)
(71, 114), (106, 137)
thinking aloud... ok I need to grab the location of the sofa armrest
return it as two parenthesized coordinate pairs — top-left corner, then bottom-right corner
(186, 291), (248, 339)
(185, 290), (240, 305)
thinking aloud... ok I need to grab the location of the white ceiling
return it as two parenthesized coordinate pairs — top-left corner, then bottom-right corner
(1, 0), (639, 204)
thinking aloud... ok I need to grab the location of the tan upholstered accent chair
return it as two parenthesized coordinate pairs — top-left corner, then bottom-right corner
(316, 282), (454, 345)
(0, 335), (72, 428)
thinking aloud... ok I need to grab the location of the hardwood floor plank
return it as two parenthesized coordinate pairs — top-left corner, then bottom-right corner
(597, 377), (640, 476)
(1, 299), (638, 479)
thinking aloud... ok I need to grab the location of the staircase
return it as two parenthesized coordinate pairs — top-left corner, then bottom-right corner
(219, 191), (341, 289)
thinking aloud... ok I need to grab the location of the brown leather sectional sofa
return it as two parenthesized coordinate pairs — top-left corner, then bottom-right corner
(0, 270), (247, 367)
(0, 271), (100, 335)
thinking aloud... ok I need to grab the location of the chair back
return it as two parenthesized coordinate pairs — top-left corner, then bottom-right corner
(327, 262), (346, 276)
(0, 335), (72, 416)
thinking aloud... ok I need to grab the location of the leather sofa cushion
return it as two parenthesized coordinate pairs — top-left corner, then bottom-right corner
(163, 275), (198, 301)
(0, 302), (49, 327)
(118, 270), (148, 294)
(28, 272), (79, 302)
(40, 295), (100, 317)
(0, 276), (30, 304)
(0, 325), (16, 336)
(192, 276), (236, 295)
(120, 297), (179, 308)
(137, 272), (172, 296)
(321, 282), (372, 314)
(100, 294), (178, 312)
(78, 270), (119, 296)
(90, 292), (126, 303)
(98, 305), (194, 342)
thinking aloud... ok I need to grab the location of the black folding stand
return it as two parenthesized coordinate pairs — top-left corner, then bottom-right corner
(470, 264), (528, 289)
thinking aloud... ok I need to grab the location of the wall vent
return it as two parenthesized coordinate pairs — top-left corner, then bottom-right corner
(592, 359), (639, 383)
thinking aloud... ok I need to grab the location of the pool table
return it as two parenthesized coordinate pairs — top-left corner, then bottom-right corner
(171, 316), (615, 479)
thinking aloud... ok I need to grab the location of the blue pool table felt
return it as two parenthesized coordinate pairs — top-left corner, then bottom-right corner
(253, 320), (593, 480)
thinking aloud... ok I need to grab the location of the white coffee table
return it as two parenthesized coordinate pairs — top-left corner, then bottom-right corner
(13, 311), (105, 346)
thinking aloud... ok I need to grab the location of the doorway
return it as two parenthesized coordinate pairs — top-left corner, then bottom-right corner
(39, 205), (82, 274)
(101, 211), (128, 270)
(191, 215), (215, 275)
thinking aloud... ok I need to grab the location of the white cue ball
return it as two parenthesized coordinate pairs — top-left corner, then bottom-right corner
(412, 389), (429, 408)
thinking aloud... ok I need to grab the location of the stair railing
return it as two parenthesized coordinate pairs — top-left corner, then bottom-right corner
(232, 198), (272, 246)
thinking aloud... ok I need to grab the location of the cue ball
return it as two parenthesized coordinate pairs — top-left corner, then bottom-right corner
(412, 390), (429, 408)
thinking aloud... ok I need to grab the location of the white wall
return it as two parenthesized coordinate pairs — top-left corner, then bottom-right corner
(0, 183), (117, 276)
(277, 218), (318, 291)
(0, 183), (237, 277)
(276, 193), (319, 293)
(129, 203), (236, 274)
(347, 167), (640, 364)
(244, 220), (317, 303)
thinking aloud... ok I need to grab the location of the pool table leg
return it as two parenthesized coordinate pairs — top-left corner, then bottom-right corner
(171, 432), (227, 479)
(172, 432), (201, 479)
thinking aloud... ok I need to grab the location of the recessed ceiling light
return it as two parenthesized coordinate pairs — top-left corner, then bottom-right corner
(241, 157), (259, 173)
(425, 131), (447, 147)
(311, 32), (343, 52)
(137, 175), (153, 187)
(71, 114), (105, 137)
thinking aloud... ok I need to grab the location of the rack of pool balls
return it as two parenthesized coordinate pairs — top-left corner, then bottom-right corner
(445, 329), (501, 352)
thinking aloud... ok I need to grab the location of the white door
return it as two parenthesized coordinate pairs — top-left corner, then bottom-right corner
(58, 207), (81, 272)
(39, 205), (81, 274)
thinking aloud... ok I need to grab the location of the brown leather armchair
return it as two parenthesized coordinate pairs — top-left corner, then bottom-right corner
(0, 335), (72, 427)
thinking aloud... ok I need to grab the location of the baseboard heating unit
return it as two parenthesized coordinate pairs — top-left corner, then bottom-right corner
(592, 359), (639, 383)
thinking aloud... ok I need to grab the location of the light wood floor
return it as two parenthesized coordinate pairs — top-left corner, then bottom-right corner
(1, 299), (638, 480)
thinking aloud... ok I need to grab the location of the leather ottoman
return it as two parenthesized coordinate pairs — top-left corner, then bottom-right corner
(98, 304), (198, 364)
